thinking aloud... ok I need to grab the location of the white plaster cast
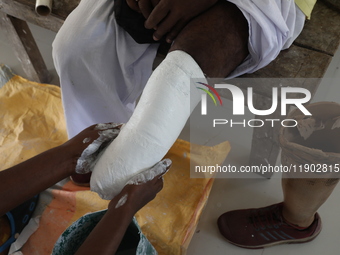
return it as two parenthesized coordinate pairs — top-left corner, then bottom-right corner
(91, 50), (206, 199)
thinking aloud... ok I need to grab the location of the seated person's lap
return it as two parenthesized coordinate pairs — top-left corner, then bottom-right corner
(170, 0), (249, 78)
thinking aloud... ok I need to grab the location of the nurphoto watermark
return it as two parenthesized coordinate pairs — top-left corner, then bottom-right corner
(189, 78), (340, 179)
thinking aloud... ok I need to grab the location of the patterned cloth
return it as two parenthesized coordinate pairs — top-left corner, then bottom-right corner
(52, 213), (157, 255)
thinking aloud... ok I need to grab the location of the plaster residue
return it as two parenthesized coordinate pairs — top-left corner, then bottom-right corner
(296, 116), (324, 140)
(75, 126), (120, 174)
(331, 116), (340, 130)
(83, 137), (91, 144)
(296, 115), (340, 140)
(126, 159), (172, 186)
(95, 123), (122, 131)
(115, 194), (128, 209)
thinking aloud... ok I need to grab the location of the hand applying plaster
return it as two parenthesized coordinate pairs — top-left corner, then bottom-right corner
(115, 159), (172, 209)
(75, 123), (122, 174)
(126, 158), (172, 186)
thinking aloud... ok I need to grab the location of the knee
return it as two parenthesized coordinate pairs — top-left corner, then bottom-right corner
(170, 0), (248, 77)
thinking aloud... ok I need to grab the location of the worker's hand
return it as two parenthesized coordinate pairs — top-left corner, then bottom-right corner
(144, 0), (218, 43)
(109, 159), (172, 213)
(61, 123), (122, 174)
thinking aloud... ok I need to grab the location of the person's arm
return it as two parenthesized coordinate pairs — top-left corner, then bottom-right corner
(75, 161), (170, 255)
(0, 123), (120, 216)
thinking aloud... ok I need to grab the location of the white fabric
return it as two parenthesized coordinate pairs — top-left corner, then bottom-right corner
(227, 0), (305, 77)
(53, 0), (305, 137)
(52, 0), (158, 138)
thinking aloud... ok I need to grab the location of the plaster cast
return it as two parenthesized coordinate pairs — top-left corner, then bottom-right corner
(91, 51), (206, 199)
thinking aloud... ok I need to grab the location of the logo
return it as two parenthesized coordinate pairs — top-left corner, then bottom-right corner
(196, 82), (223, 115)
(197, 82), (312, 128)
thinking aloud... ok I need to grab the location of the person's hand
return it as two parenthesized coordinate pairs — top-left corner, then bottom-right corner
(108, 159), (172, 213)
(61, 123), (122, 174)
(143, 0), (218, 43)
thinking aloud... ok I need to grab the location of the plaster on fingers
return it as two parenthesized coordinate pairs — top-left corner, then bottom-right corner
(75, 124), (121, 174)
(95, 123), (122, 131)
(126, 159), (172, 185)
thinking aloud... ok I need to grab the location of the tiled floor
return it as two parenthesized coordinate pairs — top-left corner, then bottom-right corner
(1, 22), (340, 255)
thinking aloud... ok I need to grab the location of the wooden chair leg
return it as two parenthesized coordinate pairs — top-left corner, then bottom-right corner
(0, 12), (51, 83)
